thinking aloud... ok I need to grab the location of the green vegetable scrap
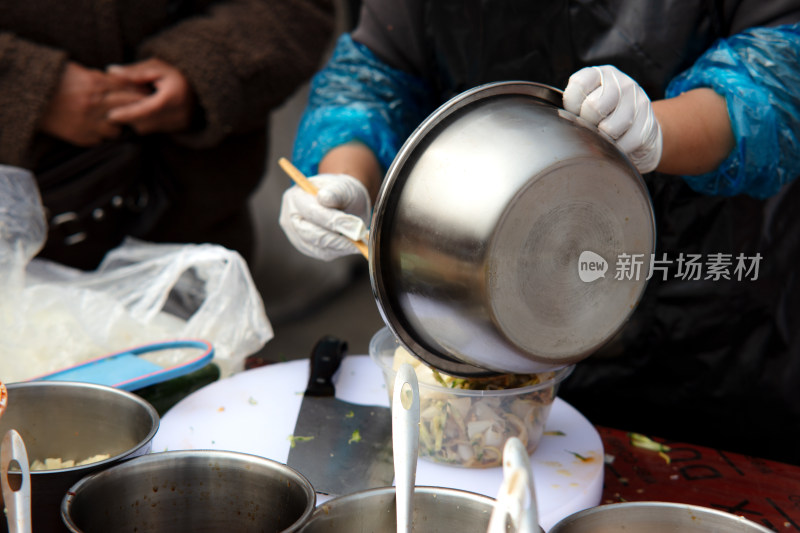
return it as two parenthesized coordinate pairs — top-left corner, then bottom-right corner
(628, 432), (670, 451)
(288, 435), (315, 448)
(431, 369), (449, 388)
(566, 450), (590, 462)
(348, 429), (362, 444)
(628, 432), (671, 463)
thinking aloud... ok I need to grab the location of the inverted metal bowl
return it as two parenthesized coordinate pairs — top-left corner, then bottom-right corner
(549, 501), (774, 533)
(299, 486), (508, 533)
(0, 381), (159, 532)
(61, 450), (316, 532)
(370, 81), (655, 376)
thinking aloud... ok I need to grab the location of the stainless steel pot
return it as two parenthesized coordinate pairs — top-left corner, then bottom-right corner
(549, 501), (774, 533)
(61, 450), (316, 532)
(299, 486), (504, 533)
(0, 381), (158, 533)
(370, 81), (655, 376)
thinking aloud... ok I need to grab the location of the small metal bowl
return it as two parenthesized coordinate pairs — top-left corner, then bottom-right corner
(369, 81), (655, 376)
(0, 381), (159, 532)
(549, 501), (774, 533)
(299, 486), (501, 533)
(61, 450), (316, 532)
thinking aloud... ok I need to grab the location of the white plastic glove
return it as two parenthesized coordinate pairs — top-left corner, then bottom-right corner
(279, 173), (371, 262)
(563, 65), (663, 174)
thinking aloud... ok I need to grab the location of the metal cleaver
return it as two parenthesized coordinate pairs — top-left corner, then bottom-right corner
(286, 335), (393, 496)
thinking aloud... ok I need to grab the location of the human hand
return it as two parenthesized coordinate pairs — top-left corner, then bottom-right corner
(39, 62), (147, 146)
(106, 58), (195, 134)
(563, 65), (663, 174)
(279, 173), (371, 261)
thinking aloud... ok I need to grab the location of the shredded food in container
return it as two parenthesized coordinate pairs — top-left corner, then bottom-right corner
(391, 347), (557, 468)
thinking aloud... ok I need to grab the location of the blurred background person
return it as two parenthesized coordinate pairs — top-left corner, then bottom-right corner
(279, 1), (800, 464)
(0, 0), (334, 270)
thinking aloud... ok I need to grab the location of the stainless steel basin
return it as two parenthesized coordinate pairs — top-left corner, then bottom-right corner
(299, 486), (503, 533)
(61, 450), (316, 532)
(370, 81), (655, 376)
(549, 501), (774, 533)
(0, 381), (159, 532)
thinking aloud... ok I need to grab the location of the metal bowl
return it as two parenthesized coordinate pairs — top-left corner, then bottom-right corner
(61, 450), (316, 532)
(549, 501), (774, 533)
(0, 381), (159, 532)
(299, 486), (508, 533)
(369, 81), (655, 376)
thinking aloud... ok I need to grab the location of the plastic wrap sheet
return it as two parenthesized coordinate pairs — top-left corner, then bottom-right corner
(666, 23), (800, 199)
(292, 34), (434, 176)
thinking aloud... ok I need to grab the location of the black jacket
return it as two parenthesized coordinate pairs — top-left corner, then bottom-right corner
(1, 0), (335, 268)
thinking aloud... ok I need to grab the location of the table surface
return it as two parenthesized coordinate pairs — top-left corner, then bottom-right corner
(596, 426), (800, 532)
(153, 355), (605, 531)
(156, 355), (800, 532)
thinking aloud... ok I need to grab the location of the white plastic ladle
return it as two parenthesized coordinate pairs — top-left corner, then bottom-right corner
(487, 437), (540, 533)
(1, 429), (32, 533)
(392, 363), (420, 533)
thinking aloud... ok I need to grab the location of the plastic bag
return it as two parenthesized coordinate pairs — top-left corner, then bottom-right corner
(0, 165), (47, 287)
(0, 165), (273, 383)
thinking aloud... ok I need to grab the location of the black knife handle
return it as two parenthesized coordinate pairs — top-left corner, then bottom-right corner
(305, 335), (348, 397)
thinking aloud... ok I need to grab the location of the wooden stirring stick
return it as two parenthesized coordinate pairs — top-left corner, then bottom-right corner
(278, 157), (369, 259)
(0, 381), (7, 419)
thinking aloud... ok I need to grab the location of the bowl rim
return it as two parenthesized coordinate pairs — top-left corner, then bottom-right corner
(4, 380), (160, 474)
(369, 326), (574, 397)
(310, 484), (496, 511)
(61, 449), (317, 532)
(549, 501), (775, 533)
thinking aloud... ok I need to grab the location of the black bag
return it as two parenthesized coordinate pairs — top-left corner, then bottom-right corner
(34, 135), (172, 270)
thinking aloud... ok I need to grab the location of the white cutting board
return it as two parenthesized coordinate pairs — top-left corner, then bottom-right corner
(153, 355), (603, 531)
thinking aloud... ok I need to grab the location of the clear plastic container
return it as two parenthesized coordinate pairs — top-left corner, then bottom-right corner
(369, 327), (574, 468)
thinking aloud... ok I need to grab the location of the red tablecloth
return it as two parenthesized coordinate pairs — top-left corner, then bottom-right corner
(598, 426), (800, 532)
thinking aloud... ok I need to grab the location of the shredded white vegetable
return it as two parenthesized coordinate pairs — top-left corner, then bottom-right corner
(30, 454), (110, 471)
(390, 346), (556, 468)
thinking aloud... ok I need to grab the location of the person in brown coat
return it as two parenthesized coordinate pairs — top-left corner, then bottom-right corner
(0, 0), (335, 270)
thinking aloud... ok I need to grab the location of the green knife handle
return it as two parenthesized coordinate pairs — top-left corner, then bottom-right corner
(305, 335), (348, 397)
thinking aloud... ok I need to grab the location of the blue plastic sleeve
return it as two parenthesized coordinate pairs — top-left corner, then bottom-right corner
(291, 34), (435, 176)
(665, 24), (800, 199)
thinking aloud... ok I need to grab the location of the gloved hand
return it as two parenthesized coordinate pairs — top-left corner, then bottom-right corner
(279, 173), (371, 261)
(563, 65), (663, 174)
